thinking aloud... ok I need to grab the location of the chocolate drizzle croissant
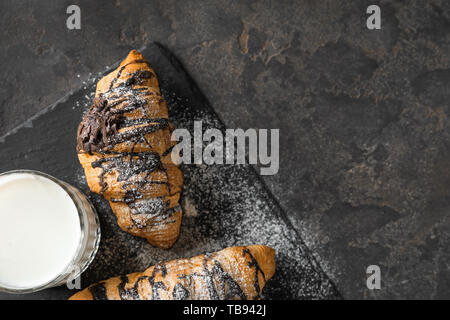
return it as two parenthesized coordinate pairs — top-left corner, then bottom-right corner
(77, 50), (183, 248)
(69, 245), (276, 300)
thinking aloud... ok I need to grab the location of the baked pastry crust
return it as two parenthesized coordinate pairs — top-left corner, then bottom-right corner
(77, 50), (183, 248)
(69, 245), (276, 300)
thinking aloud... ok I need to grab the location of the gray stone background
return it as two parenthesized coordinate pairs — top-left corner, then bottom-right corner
(0, 0), (449, 299)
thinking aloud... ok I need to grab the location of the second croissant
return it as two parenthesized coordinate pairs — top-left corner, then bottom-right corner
(69, 245), (276, 300)
(77, 50), (183, 248)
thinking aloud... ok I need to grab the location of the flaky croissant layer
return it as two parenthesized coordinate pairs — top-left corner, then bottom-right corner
(77, 50), (183, 248)
(69, 245), (276, 300)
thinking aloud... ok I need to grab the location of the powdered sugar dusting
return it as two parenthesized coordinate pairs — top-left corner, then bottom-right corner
(182, 196), (198, 217)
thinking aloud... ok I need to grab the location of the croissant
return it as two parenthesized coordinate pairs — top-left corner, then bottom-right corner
(77, 50), (183, 248)
(69, 245), (275, 300)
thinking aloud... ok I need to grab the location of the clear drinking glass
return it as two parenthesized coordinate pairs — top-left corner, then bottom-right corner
(0, 170), (101, 294)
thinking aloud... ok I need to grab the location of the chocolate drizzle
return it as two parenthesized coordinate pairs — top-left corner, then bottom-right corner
(75, 246), (273, 300)
(117, 264), (169, 300)
(77, 98), (120, 154)
(117, 117), (167, 129)
(175, 251), (259, 300)
(124, 70), (154, 87)
(108, 59), (152, 90)
(108, 119), (168, 148)
(118, 275), (140, 300)
(115, 255), (248, 300)
(77, 100), (169, 155)
(119, 275), (150, 300)
(89, 282), (108, 300)
(172, 283), (190, 300)
(77, 59), (166, 155)
(201, 260), (246, 300)
(243, 249), (266, 299)
(91, 151), (164, 195)
(147, 264), (168, 300)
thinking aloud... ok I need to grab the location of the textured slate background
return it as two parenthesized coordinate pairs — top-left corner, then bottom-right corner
(0, 0), (449, 299)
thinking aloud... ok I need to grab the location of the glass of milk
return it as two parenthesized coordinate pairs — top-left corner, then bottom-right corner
(0, 170), (101, 293)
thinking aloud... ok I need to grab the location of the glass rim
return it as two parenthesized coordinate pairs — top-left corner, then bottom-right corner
(0, 169), (101, 294)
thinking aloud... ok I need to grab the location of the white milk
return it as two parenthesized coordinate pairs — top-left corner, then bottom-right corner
(0, 172), (81, 289)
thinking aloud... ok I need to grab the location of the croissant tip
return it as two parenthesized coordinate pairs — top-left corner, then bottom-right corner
(128, 49), (141, 56)
(247, 245), (276, 280)
(121, 49), (146, 65)
(148, 239), (176, 249)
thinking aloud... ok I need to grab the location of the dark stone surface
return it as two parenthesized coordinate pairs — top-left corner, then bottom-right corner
(1, 0), (449, 299)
